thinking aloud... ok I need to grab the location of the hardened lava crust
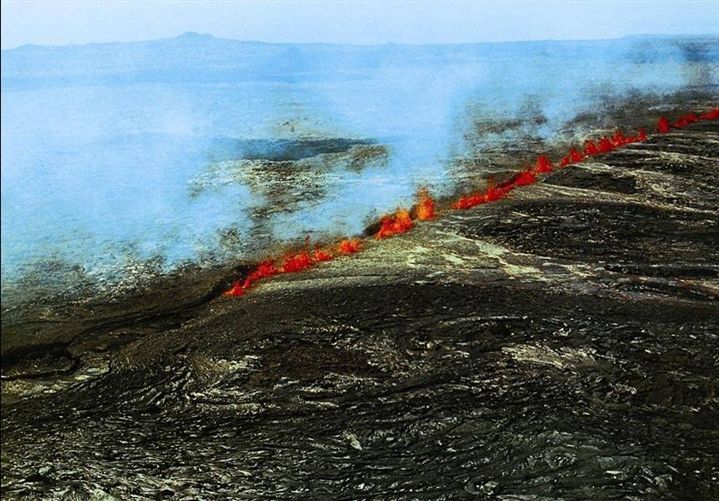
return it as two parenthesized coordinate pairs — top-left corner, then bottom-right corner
(2, 120), (718, 499)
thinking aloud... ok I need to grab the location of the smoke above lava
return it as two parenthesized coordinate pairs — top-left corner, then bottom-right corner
(225, 107), (718, 298)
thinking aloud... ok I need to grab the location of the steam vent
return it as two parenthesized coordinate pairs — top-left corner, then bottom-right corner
(3, 107), (718, 498)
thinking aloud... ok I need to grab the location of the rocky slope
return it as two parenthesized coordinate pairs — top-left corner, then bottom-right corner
(2, 121), (718, 499)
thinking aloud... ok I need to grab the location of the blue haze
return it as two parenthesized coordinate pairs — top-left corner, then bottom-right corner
(1, 34), (718, 293)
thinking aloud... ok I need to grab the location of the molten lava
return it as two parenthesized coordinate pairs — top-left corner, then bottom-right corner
(612, 130), (627, 147)
(512, 170), (536, 186)
(486, 183), (513, 202)
(415, 188), (436, 221)
(376, 208), (414, 239)
(657, 116), (671, 133)
(534, 155), (553, 173)
(559, 148), (583, 167)
(454, 123), (658, 214)
(338, 238), (362, 255)
(224, 108), (718, 299)
(584, 140), (599, 156)
(673, 112), (699, 128)
(699, 108), (719, 120)
(314, 246), (333, 262)
(453, 177), (516, 210)
(225, 280), (247, 297)
(570, 148), (584, 163)
(452, 192), (484, 210)
(598, 137), (615, 153)
(282, 252), (313, 273)
(247, 260), (279, 284)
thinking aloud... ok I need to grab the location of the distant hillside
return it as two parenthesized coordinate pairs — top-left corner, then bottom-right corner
(3, 32), (718, 89)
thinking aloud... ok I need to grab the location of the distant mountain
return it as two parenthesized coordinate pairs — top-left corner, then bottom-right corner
(3, 32), (718, 89)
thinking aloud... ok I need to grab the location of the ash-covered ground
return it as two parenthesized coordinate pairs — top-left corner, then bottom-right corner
(2, 120), (719, 499)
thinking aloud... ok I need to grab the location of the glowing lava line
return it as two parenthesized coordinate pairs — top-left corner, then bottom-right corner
(225, 108), (718, 298)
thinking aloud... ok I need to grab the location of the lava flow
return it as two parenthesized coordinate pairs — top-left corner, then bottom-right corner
(282, 252), (313, 273)
(225, 259), (279, 296)
(598, 137), (615, 153)
(225, 281), (247, 297)
(657, 116), (671, 133)
(511, 170), (537, 186)
(560, 148), (584, 167)
(452, 178), (514, 210)
(338, 238), (362, 255)
(673, 112), (699, 128)
(314, 245), (333, 262)
(700, 109), (719, 120)
(224, 108), (719, 298)
(375, 208), (414, 239)
(533, 155), (553, 174)
(414, 188), (436, 221)
(657, 109), (719, 133)
(584, 140), (599, 156)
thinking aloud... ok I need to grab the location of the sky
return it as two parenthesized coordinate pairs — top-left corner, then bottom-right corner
(2, 0), (719, 49)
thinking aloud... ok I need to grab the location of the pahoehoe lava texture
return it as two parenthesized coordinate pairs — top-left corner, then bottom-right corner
(2, 122), (719, 499)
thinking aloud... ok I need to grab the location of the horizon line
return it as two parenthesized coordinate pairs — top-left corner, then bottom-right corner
(4, 30), (719, 52)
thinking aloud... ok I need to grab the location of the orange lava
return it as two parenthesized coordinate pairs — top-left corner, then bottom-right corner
(599, 137), (615, 153)
(534, 155), (553, 173)
(282, 251), (313, 273)
(223, 258), (283, 296)
(699, 108), (719, 120)
(314, 246), (333, 262)
(415, 187), (436, 221)
(612, 130), (627, 147)
(225, 109), (718, 299)
(570, 148), (584, 163)
(657, 116), (671, 133)
(452, 192), (485, 210)
(452, 179), (515, 210)
(375, 207), (414, 239)
(512, 170), (536, 186)
(584, 140), (599, 156)
(455, 122), (662, 214)
(338, 238), (362, 255)
(486, 183), (513, 202)
(673, 112), (699, 128)
(560, 147), (584, 167)
(247, 260), (279, 284)
(225, 280), (247, 297)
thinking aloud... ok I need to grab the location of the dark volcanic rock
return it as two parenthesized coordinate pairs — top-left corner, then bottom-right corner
(2, 122), (719, 500)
